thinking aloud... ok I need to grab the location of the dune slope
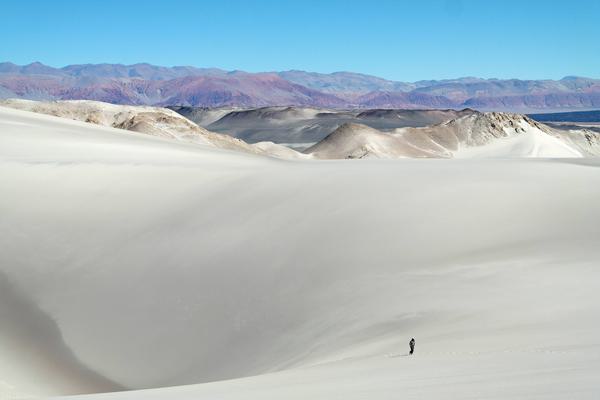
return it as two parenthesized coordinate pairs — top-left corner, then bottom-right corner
(0, 99), (304, 159)
(1, 106), (600, 399)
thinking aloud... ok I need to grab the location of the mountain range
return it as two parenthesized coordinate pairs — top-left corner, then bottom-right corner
(1, 62), (600, 112)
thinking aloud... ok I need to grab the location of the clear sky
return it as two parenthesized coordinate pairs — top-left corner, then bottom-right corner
(2, 0), (599, 81)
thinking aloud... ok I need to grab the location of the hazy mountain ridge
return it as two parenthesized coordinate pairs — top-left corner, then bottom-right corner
(0, 61), (226, 80)
(2, 62), (600, 111)
(0, 62), (600, 112)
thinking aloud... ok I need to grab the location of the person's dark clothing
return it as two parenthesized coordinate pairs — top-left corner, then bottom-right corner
(409, 338), (415, 355)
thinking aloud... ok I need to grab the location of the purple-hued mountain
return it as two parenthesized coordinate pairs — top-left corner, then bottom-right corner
(1, 62), (599, 112)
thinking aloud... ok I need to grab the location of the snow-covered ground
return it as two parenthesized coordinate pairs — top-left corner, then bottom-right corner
(1, 106), (600, 399)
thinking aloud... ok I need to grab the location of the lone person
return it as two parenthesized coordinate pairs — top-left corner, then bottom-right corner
(409, 338), (415, 355)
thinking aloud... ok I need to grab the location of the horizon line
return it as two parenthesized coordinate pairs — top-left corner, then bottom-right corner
(1, 60), (597, 84)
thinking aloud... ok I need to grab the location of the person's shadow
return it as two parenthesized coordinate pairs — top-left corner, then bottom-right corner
(386, 353), (411, 358)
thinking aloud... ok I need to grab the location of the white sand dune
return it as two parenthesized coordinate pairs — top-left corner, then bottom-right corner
(0, 99), (305, 159)
(452, 116), (583, 158)
(1, 106), (600, 399)
(306, 112), (598, 159)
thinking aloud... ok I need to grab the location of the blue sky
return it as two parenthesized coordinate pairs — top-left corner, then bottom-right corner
(2, 0), (599, 81)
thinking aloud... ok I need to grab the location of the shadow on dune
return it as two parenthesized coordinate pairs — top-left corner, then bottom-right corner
(0, 271), (125, 396)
